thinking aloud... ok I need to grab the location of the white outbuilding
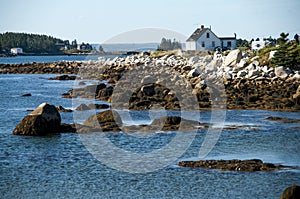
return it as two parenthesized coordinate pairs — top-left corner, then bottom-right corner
(10, 48), (23, 54)
(251, 40), (266, 51)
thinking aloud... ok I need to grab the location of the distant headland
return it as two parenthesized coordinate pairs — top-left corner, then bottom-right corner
(0, 32), (126, 57)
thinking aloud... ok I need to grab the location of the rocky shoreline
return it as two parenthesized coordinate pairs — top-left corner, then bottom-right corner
(1, 50), (300, 111)
(0, 61), (81, 74)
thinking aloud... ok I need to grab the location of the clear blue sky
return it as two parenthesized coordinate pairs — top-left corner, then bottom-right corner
(0, 0), (299, 43)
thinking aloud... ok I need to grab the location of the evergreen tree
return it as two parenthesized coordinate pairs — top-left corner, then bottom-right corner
(99, 45), (104, 52)
(277, 32), (289, 45)
(294, 34), (299, 44)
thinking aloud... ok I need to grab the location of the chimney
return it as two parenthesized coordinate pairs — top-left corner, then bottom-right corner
(200, 25), (204, 29)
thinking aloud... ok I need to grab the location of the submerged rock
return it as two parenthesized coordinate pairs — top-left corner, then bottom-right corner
(56, 105), (73, 112)
(47, 75), (77, 80)
(178, 159), (292, 172)
(150, 116), (200, 131)
(75, 104), (91, 111)
(123, 116), (205, 133)
(265, 116), (300, 123)
(83, 110), (122, 132)
(13, 103), (62, 136)
(22, 93), (32, 97)
(87, 103), (110, 109)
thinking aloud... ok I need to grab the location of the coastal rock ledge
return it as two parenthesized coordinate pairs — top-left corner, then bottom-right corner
(178, 159), (293, 172)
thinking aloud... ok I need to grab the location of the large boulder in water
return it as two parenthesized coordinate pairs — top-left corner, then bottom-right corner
(280, 185), (300, 199)
(13, 103), (62, 136)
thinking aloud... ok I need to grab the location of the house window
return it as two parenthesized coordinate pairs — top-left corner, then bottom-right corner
(206, 32), (210, 38)
(202, 41), (205, 47)
(227, 41), (232, 48)
(212, 41), (215, 48)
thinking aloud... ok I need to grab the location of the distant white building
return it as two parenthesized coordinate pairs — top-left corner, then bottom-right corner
(10, 48), (23, 54)
(186, 25), (236, 51)
(251, 40), (266, 51)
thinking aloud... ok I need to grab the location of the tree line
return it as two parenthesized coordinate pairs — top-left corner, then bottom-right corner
(0, 32), (93, 54)
(0, 32), (66, 54)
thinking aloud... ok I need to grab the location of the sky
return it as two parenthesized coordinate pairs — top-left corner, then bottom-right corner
(0, 0), (299, 44)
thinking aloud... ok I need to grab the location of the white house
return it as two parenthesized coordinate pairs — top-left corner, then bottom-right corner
(186, 25), (236, 51)
(10, 48), (23, 54)
(251, 40), (266, 51)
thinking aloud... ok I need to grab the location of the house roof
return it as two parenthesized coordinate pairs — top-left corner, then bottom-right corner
(187, 26), (236, 42)
(186, 28), (209, 42)
(219, 37), (236, 40)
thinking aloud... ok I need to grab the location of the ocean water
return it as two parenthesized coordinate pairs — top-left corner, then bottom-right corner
(0, 55), (117, 64)
(0, 74), (299, 199)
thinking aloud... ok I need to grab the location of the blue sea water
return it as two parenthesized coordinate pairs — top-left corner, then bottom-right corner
(0, 55), (117, 64)
(0, 74), (299, 198)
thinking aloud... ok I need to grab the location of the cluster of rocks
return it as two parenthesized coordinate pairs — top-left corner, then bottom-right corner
(2, 50), (300, 111)
(65, 50), (300, 111)
(78, 110), (202, 133)
(0, 61), (81, 74)
(12, 103), (201, 135)
(68, 82), (185, 110)
(15, 101), (265, 135)
(178, 159), (294, 172)
(65, 83), (114, 102)
(11, 102), (109, 136)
